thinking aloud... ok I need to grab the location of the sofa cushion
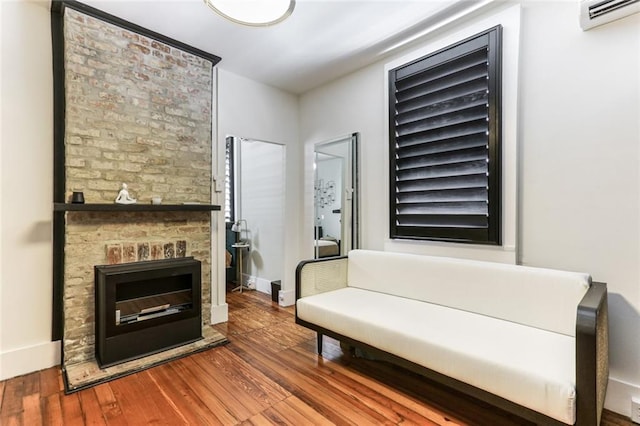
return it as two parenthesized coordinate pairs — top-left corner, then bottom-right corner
(347, 250), (590, 337)
(297, 287), (577, 425)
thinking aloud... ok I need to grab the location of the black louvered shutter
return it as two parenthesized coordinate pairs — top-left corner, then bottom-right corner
(389, 26), (502, 244)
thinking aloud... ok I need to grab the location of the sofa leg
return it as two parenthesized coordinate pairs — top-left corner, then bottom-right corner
(317, 333), (323, 355)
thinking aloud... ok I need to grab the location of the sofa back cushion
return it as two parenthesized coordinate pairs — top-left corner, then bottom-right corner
(347, 250), (590, 337)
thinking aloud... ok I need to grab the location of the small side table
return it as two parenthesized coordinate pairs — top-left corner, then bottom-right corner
(231, 242), (250, 293)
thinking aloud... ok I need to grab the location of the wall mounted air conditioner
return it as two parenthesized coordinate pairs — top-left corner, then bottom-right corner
(580, 0), (640, 30)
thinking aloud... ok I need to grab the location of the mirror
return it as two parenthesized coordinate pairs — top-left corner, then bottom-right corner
(313, 133), (359, 258)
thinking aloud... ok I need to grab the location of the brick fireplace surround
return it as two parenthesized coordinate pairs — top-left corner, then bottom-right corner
(51, 1), (223, 385)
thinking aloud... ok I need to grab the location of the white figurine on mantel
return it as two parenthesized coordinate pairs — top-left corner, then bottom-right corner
(115, 183), (137, 204)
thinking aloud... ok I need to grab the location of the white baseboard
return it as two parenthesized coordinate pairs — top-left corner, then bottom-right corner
(210, 303), (228, 325)
(255, 276), (271, 294)
(279, 289), (295, 306)
(241, 275), (291, 306)
(605, 376), (640, 419)
(248, 275), (288, 306)
(0, 340), (61, 381)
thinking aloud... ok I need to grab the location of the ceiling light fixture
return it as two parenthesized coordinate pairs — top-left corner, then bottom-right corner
(203, 0), (295, 27)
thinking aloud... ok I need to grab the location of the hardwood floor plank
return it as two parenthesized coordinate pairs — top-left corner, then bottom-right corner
(226, 306), (283, 336)
(77, 388), (108, 425)
(60, 392), (84, 424)
(224, 335), (355, 425)
(196, 346), (290, 405)
(42, 393), (64, 426)
(242, 411), (279, 426)
(275, 343), (420, 425)
(604, 410), (636, 425)
(146, 363), (220, 425)
(308, 336), (521, 426)
(167, 357), (244, 424)
(92, 383), (126, 424)
(1, 413), (22, 426)
(290, 342), (477, 425)
(280, 395), (337, 426)
(22, 371), (40, 396)
(135, 370), (191, 424)
(0, 290), (633, 426)
(340, 348), (527, 426)
(229, 334), (388, 426)
(258, 406), (297, 426)
(184, 349), (275, 418)
(241, 321), (315, 354)
(271, 396), (336, 426)
(0, 376), (24, 417)
(286, 345), (446, 426)
(40, 367), (63, 397)
(108, 373), (183, 425)
(22, 393), (43, 425)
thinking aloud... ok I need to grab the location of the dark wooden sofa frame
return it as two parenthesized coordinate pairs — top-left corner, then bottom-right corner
(295, 256), (609, 426)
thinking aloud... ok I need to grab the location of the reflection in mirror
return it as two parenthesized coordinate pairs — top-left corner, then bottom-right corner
(314, 133), (359, 258)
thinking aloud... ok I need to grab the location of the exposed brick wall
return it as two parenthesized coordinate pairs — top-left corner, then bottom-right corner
(61, 8), (214, 365)
(63, 8), (212, 204)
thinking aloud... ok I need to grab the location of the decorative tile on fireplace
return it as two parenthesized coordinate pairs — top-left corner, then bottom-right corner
(106, 245), (122, 265)
(122, 243), (137, 263)
(137, 242), (150, 261)
(151, 243), (164, 261)
(176, 240), (187, 258)
(164, 243), (175, 259)
(104, 240), (188, 265)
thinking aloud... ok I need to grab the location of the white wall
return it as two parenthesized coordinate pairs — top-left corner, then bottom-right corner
(0, 1), (61, 380)
(300, 65), (386, 260)
(299, 1), (640, 417)
(517, 2), (640, 416)
(216, 69), (300, 310)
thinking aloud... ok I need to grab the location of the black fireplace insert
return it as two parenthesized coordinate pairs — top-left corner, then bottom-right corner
(95, 257), (202, 367)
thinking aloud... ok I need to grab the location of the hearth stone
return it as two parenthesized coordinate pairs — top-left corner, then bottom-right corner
(63, 326), (227, 393)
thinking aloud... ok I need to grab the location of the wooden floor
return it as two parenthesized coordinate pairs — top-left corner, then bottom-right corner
(0, 290), (632, 425)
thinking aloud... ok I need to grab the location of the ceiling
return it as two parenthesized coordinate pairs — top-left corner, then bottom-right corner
(78, 0), (490, 94)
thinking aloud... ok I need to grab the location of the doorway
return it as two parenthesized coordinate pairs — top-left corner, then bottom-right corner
(226, 136), (286, 294)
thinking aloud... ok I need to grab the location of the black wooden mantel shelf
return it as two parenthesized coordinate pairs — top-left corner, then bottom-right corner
(54, 203), (221, 212)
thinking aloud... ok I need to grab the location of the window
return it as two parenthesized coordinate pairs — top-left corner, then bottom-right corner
(224, 136), (235, 223)
(388, 26), (502, 245)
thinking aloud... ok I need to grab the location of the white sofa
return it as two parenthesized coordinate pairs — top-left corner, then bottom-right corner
(295, 250), (609, 426)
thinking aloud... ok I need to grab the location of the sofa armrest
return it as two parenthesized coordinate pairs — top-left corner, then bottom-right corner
(296, 256), (348, 300)
(576, 281), (608, 426)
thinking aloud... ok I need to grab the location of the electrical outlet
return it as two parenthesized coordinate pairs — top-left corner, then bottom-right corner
(632, 397), (640, 423)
